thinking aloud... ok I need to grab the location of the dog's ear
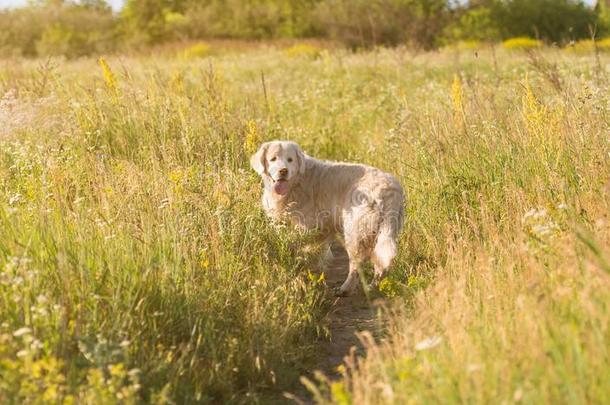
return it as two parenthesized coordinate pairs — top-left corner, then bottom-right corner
(295, 144), (307, 175)
(250, 143), (269, 175)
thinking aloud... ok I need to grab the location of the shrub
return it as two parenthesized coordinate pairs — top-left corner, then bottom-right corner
(0, 9), (46, 57)
(284, 43), (321, 58)
(493, 0), (597, 44)
(448, 40), (484, 51)
(0, 3), (116, 58)
(502, 37), (543, 50)
(599, 37), (610, 51)
(442, 6), (500, 43)
(567, 39), (594, 53)
(313, 0), (448, 49)
(566, 38), (610, 53)
(182, 42), (212, 59)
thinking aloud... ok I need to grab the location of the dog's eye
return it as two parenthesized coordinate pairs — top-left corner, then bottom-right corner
(287, 158), (293, 163)
(270, 157), (277, 162)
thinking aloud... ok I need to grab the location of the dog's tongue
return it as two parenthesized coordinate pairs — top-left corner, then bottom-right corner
(274, 179), (289, 195)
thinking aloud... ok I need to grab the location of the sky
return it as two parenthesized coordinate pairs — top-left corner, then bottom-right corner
(0, 0), (598, 11)
(0, 0), (125, 11)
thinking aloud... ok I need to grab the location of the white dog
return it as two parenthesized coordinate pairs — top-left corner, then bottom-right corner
(250, 140), (405, 295)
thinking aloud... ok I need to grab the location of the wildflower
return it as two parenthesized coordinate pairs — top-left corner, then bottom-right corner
(182, 43), (211, 59)
(8, 193), (22, 205)
(31, 339), (43, 350)
(336, 364), (346, 375)
(128, 368), (141, 378)
(98, 57), (117, 93)
(245, 120), (260, 155)
(415, 335), (442, 351)
(452, 74), (463, 122)
(514, 388), (524, 401)
(522, 208), (547, 222)
(13, 327), (32, 337)
(284, 44), (321, 59)
(109, 363), (126, 377)
(467, 363), (483, 372)
(532, 224), (554, 236)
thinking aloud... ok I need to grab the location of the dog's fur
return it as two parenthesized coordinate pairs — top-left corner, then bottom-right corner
(251, 140), (405, 295)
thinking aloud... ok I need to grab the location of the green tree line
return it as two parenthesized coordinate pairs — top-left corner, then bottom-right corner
(1, 0), (609, 57)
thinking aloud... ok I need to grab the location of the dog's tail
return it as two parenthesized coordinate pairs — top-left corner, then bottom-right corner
(373, 188), (404, 270)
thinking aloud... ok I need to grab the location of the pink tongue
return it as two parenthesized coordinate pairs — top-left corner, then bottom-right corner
(274, 180), (289, 195)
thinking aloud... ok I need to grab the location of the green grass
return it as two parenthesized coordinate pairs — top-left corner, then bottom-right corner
(0, 44), (609, 403)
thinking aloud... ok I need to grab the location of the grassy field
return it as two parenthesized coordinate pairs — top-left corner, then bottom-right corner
(0, 43), (608, 404)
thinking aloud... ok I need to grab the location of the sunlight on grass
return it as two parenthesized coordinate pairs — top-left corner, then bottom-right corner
(0, 46), (608, 403)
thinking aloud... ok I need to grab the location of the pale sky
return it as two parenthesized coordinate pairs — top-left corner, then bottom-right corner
(0, 0), (125, 11)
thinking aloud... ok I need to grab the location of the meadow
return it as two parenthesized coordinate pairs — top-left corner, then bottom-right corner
(0, 42), (608, 404)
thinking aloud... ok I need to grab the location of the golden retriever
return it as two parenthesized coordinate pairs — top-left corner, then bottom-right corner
(251, 140), (405, 295)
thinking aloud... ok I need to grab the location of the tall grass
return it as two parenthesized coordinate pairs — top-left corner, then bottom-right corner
(0, 52), (329, 403)
(0, 45), (608, 403)
(302, 49), (610, 403)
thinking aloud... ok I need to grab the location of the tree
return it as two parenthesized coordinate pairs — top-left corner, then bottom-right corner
(314, 0), (449, 49)
(491, 0), (597, 43)
(595, 0), (610, 37)
(120, 0), (178, 44)
(443, 6), (501, 42)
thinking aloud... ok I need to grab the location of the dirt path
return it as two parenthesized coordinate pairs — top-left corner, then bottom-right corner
(286, 244), (386, 403)
(315, 245), (385, 377)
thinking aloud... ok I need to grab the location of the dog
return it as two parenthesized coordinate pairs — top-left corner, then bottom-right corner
(250, 140), (404, 296)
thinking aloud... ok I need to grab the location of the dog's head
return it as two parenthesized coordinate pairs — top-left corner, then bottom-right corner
(250, 141), (306, 196)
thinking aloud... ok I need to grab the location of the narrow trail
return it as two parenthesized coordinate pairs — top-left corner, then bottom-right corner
(315, 245), (386, 377)
(287, 244), (386, 403)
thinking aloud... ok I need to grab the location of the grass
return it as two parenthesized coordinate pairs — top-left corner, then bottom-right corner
(0, 44), (609, 404)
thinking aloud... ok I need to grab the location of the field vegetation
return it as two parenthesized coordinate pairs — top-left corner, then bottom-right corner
(0, 42), (608, 403)
(0, 1), (609, 404)
(1, 0), (610, 57)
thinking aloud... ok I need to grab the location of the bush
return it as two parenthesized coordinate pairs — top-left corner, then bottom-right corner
(566, 38), (610, 53)
(493, 0), (597, 44)
(0, 3), (117, 58)
(121, 0), (320, 44)
(314, 0), (448, 49)
(181, 42), (212, 59)
(0, 9), (46, 57)
(284, 43), (321, 58)
(599, 37), (610, 51)
(443, 6), (500, 43)
(502, 37), (543, 50)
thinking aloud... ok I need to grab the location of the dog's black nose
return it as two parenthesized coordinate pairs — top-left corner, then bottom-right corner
(279, 168), (288, 177)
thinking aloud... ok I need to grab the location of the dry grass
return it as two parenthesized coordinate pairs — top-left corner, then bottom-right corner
(0, 44), (608, 403)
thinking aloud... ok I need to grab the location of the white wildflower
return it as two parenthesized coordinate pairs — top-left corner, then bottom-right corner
(467, 363), (483, 373)
(415, 335), (442, 351)
(13, 327), (31, 337)
(128, 368), (141, 378)
(8, 193), (22, 205)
